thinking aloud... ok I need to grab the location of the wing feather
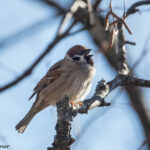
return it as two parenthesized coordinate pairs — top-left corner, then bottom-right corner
(29, 60), (64, 100)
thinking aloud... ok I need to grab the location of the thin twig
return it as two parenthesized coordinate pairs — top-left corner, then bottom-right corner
(68, 26), (87, 36)
(93, 0), (102, 10)
(126, 0), (150, 17)
(57, 0), (87, 35)
(0, 20), (77, 93)
(124, 40), (136, 46)
(87, 0), (95, 26)
(36, 0), (66, 14)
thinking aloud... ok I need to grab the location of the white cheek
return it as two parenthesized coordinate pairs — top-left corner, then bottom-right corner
(80, 56), (86, 63)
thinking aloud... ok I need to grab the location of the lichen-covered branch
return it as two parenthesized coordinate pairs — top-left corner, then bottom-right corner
(77, 75), (150, 114)
(49, 73), (150, 149)
(48, 96), (76, 150)
(116, 22), (130, 75)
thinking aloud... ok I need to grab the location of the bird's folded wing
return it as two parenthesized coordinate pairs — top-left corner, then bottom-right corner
(29, 60), (64, 100)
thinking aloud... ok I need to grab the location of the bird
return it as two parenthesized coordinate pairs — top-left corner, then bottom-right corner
(15, 45), (95, 133)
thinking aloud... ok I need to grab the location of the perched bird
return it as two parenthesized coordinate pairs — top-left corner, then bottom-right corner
(15, 45), (95, 133)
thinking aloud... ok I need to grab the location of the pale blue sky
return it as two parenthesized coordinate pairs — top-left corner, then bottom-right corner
(0, 0), (150, 150)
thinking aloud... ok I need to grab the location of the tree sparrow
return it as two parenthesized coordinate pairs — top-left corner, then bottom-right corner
(16, 45), (95, 133)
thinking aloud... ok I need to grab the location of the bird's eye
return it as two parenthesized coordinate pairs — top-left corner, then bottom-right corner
(72, 56), (80, 61)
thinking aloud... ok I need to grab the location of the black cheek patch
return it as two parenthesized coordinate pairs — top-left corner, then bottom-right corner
(72, 56), (80, 61)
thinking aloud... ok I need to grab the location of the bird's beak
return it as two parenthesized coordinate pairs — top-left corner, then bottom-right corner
(84, 54), (93, 59)
(88, 55), (93, 57)
(83, 49), (92, 56)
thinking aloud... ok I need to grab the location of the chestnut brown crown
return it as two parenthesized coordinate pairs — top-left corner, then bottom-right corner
(65, 45), (94, 66)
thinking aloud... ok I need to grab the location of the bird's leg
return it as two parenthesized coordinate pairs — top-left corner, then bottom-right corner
(69, 101), (83, 108)
(77, 101), (83, 106)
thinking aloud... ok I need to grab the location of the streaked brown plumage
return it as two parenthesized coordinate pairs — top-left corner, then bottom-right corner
(15, 45), (95, 133)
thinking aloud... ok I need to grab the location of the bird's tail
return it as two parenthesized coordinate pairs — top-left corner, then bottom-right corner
(15, 110), (35, 134)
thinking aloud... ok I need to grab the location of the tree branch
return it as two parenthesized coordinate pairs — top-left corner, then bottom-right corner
(77, 75), (150, 114)
(70, 3), (150, 148)
(48, 96), (75, 150)
(93, 0), (103, 10)
(36, 0), (66, 14)
(126, 0), (150, 17)
(116, 22), (129, 74)
(127, 76), (150, 87)
(0, 20), (77, 93)
(0, 36), (61, 92)
(48, 73), (150, 149)
(49, 9), (150, 149)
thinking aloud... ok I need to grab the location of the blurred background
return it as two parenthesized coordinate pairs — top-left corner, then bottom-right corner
(0, 0), (150, 150)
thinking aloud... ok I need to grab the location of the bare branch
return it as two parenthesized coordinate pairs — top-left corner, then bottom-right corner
(0, 37), (62, 93)
(48, 3), (150, 148)
(48, 96), (75, 150)
(124, 40), (136, 46)
(77, 75), (150, 113)
(116, 22), (129, 75)
(35, 0), (66, 14)
(69, 2), (150, 148)
(57, 0), (87, 36)
(139, 136), (150, 150)
(87, 0), (95, 26)
(49, 73), (150, 149)
(68, 26), (87, 36)
(126, 76), (150, 87)
(0, 20), (77, 93)
(126, 0), (150, 17)
(93, 0), (102, 10)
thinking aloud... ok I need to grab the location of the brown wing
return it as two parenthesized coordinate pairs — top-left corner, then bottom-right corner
(29, 60), (64, 100)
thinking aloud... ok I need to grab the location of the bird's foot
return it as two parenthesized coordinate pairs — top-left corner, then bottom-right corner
(77, 101), (83, 106)
(69, 101), (77, 107)
(69, 101), (83, 109)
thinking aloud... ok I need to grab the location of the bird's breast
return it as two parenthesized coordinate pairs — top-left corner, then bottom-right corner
(39, 63), (95, 105)
(62, 68), (93, 101)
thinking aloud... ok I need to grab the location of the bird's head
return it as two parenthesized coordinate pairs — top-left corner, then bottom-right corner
(65, 45), (94, 66)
